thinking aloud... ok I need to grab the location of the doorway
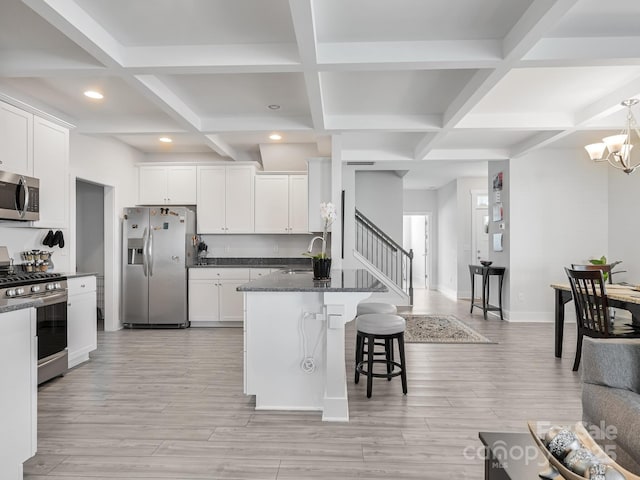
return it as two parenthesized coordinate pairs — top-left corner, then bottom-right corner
(76, 180), (105, 331)
(403, 214), (431, 289)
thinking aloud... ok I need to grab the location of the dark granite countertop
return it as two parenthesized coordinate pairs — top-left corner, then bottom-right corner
(190, 257), (312, 269)
(237, 269), (387, 293)
(0, 297), (44, 314)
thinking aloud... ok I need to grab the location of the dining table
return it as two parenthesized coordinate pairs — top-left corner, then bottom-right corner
(550, 282), (640, 358)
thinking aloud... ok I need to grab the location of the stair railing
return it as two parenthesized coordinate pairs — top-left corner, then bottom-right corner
(354, 208), (413, 304)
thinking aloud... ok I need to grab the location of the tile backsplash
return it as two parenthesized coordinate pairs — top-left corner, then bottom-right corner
(200, 233), (331, 259)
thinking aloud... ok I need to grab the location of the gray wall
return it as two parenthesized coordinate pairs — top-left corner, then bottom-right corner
(487, 160), (509, 313)
(355, 171), (403, 244)
(509, 148), (607, 321)
(76, 180), (104, 275)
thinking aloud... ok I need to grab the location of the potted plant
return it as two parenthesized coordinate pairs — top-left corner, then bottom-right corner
(305, 202), (337, 280)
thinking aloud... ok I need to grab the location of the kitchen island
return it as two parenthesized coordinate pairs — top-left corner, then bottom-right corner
(238, 269), (386, 422)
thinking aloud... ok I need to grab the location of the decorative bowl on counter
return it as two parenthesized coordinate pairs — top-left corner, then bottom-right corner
(480, 260), (492, 267)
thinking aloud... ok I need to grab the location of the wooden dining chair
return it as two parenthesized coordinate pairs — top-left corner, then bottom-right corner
(571, 263), (613, 284)
(564, 267), (640, 371)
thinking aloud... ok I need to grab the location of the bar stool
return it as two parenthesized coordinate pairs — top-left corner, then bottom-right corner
(355, 302), (398, 378)
(354, 313), (407, 398)
(357, 302), (397, 316)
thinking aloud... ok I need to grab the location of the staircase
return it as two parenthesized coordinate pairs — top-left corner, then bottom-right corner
(354, 209), (413, 305)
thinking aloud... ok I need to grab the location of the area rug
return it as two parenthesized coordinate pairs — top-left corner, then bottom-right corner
(401, 314), (495, 344)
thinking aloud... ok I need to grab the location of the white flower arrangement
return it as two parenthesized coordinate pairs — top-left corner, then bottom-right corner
(305, 202), (337, 259)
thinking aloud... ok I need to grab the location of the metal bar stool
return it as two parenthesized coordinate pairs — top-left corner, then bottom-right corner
(355, 313), (407, 398)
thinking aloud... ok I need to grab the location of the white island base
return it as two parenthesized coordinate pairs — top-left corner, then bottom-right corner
(243, 290), (372, 422)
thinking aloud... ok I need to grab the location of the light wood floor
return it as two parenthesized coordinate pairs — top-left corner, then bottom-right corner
(25, 290), (582, 479)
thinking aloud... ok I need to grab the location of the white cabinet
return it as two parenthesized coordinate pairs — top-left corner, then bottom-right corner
(0, 102), (69, 228)
(189, 268), (249, 326)
(67, 276), (97, 368)
(0, 308), (37, 479)
(254, 174), (308, 234)
(139, 165), (196, 205)
(307, 158), (332, 232)
(33, 116), (69, 228)
(197, 165), (254, 233)
(0, 100), (33, 176)
(249, 268), (275, 280)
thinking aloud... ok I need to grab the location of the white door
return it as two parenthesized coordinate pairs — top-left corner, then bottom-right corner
(0, 101), (33, 176)
(473, 209), (489, 264)
(197, 166), (226, 233)
(219, 280), (245, 323)
(139, 166), (167, 205)
(288, 175), (308, 233)
(33, 116), (68, 228)
(166, 166), (196, 204)
(402, 215), (429, 289)
(254, 175), (289, 233)
(225, 166), (254, 233)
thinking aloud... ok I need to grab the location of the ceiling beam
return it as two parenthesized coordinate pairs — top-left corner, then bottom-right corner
(522, 37), (640, 67)
(204, 134), (250, 162)
(288, 0), (325, 131)
(414, 0), (581, 160)
(22, 0), (124, 68)
(318, 40), (502, 70)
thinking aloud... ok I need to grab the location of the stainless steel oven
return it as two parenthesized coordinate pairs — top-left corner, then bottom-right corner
(0, 170), (40, 221)
(0, 272), (68, 384)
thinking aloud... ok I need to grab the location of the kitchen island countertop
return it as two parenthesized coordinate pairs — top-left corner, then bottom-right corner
(238, 268), (386, 293)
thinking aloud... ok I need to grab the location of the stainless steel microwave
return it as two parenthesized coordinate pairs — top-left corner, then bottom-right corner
(0, 170), (39, 221)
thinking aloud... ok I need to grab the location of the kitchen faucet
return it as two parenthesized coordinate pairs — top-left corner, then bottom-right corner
(307, 236), (325, 256)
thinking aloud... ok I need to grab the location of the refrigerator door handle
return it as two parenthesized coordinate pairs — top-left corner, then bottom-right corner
(142, 227), (148, 277)
(148, 228), (154, 276)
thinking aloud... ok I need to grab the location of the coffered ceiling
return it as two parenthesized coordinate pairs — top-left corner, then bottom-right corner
(0, 0), (638, 188)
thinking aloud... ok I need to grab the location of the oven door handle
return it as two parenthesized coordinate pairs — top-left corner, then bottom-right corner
(39, 292), (68, 307)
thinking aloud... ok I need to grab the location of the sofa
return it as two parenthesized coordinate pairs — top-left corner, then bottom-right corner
(581, 337), (640, 474)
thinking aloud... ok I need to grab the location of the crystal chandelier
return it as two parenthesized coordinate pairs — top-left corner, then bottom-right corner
(584, 99), (640, 174)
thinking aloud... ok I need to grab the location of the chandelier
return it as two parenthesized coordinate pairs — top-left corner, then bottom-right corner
(584, 99), (640, 174)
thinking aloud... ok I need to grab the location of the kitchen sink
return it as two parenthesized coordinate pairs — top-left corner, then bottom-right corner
(281, 269), (312, 275)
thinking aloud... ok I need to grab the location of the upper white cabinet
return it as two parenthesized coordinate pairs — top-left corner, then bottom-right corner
(139, 165), (196, 205)
(307, 158), (332, 232)
(254, 174), (308, 234)
(197, 165), (254, 233)
(288, 175), (308, 233)
(33, 116), (69, 228)
(0, 100), (33, 176)
(0, 100), (70, 228)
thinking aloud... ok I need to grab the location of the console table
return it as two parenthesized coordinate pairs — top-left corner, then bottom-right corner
(470, 265), (506, 320)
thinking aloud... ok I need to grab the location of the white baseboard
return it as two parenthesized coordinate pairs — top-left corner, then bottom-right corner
(436, 285), (457, 300)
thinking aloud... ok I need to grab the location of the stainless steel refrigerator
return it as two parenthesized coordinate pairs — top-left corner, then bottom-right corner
(122, 206), (196, 327)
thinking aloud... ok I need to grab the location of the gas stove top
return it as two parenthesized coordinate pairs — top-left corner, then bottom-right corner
(0, 271), (63, 287)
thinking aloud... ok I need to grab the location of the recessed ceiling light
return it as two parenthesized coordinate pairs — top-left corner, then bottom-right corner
(267, 104), (280, 110)
(269, 134), (282, 141)
(84, 90), (103, 100)
(159, 137), (173, 143)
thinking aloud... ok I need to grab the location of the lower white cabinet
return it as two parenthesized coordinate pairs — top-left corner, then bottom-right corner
(0, 308), (37, 479)
(67, 276), (97, 368)
(189, 268), (250, 327)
